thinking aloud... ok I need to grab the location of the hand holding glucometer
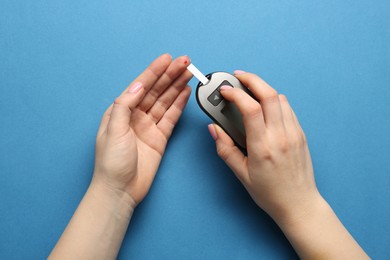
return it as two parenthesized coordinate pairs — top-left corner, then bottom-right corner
(188, 64), (251, 148)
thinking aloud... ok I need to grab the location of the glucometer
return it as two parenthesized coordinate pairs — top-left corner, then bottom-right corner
(187, 64), (252, 149)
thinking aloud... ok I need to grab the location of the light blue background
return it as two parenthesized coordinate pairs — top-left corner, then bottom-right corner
(1, 0), (389, 259)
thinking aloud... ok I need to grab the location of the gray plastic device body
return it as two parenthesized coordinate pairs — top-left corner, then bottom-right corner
(196, 72), (251, 149)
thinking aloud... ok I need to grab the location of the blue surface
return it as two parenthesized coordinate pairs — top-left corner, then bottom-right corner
(1, 0), (389, 259)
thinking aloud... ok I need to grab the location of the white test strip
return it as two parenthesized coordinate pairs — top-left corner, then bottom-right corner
(187, 63), (209, 85)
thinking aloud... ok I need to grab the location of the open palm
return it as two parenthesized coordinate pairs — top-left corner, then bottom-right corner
(93, 54), (192, 205)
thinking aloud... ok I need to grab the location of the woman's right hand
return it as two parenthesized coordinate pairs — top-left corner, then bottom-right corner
(208, 71), (369, 259)
(208, 71), (321, 225)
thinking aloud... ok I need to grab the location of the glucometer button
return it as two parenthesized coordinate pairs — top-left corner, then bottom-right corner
(208, 89), (223, 106)
(218, 80), (233, 89)
(207, 80), (234, 106)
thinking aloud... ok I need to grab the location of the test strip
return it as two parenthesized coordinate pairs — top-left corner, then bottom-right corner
(187, 63), (209, 85)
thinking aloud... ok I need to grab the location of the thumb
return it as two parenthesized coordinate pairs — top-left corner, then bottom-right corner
(208, 124), (249, 184)
(108, 82), (144, 136)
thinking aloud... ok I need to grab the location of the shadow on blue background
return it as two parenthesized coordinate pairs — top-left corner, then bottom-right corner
(1, 0), (389, 259)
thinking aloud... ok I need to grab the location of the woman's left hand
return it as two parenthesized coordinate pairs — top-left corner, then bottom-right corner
(93, 54), (192, 206)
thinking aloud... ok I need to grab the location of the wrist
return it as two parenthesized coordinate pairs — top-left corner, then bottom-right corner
(88, 177), (136, 219)
(273, 194), (369, 259)
(272, 192), (328, 228)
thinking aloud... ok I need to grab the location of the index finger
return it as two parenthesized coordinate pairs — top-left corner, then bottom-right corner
(235, 72), (284, 129)
(219, 85), (266, 149)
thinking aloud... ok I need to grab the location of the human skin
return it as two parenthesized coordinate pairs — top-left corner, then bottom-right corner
(208, 70), (369, 259)
(49, 54), (192, 259)
(49, 56), (368, 259)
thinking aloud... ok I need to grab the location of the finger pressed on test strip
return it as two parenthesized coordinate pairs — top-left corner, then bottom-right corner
(187, 64), (209, 85)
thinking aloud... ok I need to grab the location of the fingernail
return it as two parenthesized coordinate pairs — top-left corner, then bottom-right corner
(234, 70), (246, 75)
(219, 85), (233, 91)
(208, 124), (218, 141)
(128, 82), (142, 93)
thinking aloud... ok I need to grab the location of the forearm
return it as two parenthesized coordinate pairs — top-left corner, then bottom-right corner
(277, 196), (369, 259)
(49, 179), (135, 260)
